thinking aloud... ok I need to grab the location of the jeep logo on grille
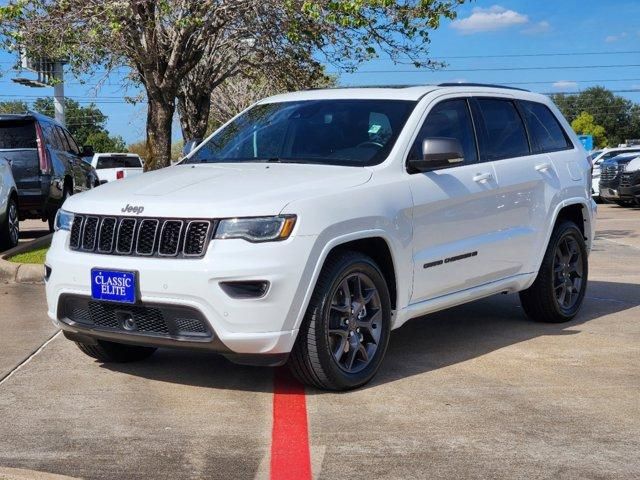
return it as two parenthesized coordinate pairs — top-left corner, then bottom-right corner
(121, 204), (145, 215)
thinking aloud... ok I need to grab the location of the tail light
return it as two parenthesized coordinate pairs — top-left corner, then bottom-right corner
(34, 122), (51, 174)
(116, 170), (125, 180)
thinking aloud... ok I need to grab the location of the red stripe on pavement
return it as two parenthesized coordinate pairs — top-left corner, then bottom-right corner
(270, 368), (312, 480)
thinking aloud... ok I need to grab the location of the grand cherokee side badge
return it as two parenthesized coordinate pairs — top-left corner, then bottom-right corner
(121, 204), (145, 215)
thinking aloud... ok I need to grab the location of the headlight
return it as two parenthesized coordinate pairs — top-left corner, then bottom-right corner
(54, 209), (74, 231)
(215, 215), (296, 242)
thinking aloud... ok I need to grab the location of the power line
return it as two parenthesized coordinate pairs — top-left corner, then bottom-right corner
(426, 50), (640, 60)
(335, 64), (640, 74)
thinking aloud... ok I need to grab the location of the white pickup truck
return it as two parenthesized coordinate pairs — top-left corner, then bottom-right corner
(89, 153), (144, 184)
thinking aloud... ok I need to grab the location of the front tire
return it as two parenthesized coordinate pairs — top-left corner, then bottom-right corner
(74, 339), (156, 363)
(288, 251), (391, 390)
(0, 196), (19, 250)
(520, 221), (588, 323)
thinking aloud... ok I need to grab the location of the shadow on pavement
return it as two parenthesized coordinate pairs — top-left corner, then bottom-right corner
(99, 280), (640, 392)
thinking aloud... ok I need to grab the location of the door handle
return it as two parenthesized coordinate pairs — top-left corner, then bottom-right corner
(535, 162), (552, 172)
(473, 172), (493, 183)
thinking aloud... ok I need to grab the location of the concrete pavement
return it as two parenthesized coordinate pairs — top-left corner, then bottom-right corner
(0, 204), (638, 479)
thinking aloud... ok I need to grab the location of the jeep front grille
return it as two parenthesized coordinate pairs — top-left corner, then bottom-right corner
(600, 164), (624, 182)
(69, 215), (215, 258)
(619, 173), (633, 188)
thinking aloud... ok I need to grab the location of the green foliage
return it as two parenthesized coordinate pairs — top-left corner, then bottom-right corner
(551, 87), (640, 147)
(1, 0), (468, 168)
(31, 97), (122, 149)
(0, 100), (29, 114)
(84, 130), (126, 152)
(571, 112), (607, 148)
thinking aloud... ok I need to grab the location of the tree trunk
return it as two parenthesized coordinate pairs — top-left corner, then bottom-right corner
(177, 90), (212, 142)
(145, 94), (175, 171)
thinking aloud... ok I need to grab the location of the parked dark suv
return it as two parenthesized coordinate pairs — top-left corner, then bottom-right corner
(0, 112), (98, 230)
(599, 152), (640, 206)
(619, 158), (640, 205)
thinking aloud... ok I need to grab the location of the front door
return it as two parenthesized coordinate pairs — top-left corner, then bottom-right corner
(408, 97), (504, 303)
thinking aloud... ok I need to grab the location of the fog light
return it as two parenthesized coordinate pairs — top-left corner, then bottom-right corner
(220, 281), (269, 299)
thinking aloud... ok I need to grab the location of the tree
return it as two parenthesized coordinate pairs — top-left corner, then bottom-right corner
(571, 112), (607, 148)
(551, 87), (640, 146)
(0, 100), (28, 114)
(84, 130), (127, 153)
(1, 0), (466, 170)
(31, 97), (124, 148)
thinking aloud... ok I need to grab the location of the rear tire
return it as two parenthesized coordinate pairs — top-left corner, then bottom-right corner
(520, 221), (588, 323)
(0, 196), (19, 250)
(288, 251), (391, 391)
(74, 339), (156, 363)
(48, 187), (72, 232)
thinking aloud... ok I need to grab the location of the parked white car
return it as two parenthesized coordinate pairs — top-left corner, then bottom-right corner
(0, 157), (19, 249)
(90, 153), (144, 183)
(46, 84), (596, 390)
(590, 147), (640, 201)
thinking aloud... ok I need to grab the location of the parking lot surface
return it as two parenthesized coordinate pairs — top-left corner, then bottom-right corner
(0, 204), (639, 479)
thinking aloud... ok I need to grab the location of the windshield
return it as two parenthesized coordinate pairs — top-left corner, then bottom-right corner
(600, 149), (640, 162)
(185, 99), (416, 167)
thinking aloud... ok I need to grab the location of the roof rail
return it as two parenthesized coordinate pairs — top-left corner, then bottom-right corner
(437, 82), (530, 92)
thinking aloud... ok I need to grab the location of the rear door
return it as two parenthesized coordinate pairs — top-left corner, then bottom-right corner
(475, 98), (569, 275)
(408, 96), (504, 302)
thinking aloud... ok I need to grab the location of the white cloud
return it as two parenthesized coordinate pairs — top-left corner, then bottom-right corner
(521, 20), (551, 35)
(451, 5), (529, 35)
(605, 32), (628, 42)
(553, 81), (578, 89)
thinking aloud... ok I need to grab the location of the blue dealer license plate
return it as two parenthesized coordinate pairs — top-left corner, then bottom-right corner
(91, 269), (136, 304)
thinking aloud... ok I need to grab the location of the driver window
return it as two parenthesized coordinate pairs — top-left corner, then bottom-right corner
(408, 99), (478, 164)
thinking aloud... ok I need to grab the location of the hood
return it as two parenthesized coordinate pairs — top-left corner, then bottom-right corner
(63, 163), (373, 218)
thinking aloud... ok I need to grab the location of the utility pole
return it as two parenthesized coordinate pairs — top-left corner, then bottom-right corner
(12, 55), (66, 126)
(52, 61), (65, 126)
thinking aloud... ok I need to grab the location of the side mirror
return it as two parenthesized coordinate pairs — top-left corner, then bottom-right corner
(182, 138), (202, 156)
(82, 145), (94, 157)
(408, 137), (465, 172)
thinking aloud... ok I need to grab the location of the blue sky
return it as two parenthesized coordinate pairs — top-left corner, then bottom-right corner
(1, 0), (639, 145)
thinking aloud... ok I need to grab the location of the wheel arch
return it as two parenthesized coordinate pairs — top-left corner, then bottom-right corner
(286, 230), (404, 334)
(328, 236), (398, 311)
(531, 198), (594, 283)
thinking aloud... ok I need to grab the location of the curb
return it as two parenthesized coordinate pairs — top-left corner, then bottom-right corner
(0, 233), (51, 285)
(0, 258), (44, 284)
(0, 467), (81, 480)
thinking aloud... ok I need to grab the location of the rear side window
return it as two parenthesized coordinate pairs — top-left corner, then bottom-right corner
(96, 156), (142, 169)
(408, 99), (478, 164)
(63, 129), (81, 155)
(0, 121), (37, 149)
(519, 101), (571, 153)
(474, 98), (530, 161)
(56, 126), (70, 152)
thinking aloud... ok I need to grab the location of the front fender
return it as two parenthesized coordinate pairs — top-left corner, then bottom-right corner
(280, 226), (411, 333)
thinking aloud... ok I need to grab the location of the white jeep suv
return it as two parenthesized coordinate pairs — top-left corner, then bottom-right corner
(46, 84), (596, 390)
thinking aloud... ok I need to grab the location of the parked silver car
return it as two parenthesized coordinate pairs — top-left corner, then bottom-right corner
(0, 157), (19, 250)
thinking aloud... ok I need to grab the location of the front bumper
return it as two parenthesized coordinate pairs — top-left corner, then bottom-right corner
(599, 185), (619, 200)
(45, 231), (318, 358)
(619, 184), (640, 202)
